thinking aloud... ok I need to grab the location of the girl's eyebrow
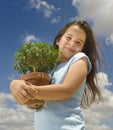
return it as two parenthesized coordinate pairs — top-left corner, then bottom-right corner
(66, 34), (72, 37)
(66, 34), (84, 44)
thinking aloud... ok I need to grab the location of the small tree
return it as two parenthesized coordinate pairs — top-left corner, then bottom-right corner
(13, 42), (59, 109)
(14, 42), (59, 74)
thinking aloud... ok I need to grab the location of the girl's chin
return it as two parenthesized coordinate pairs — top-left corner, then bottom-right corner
(59, 52), (75, 62)
(59, 56), (72, 63)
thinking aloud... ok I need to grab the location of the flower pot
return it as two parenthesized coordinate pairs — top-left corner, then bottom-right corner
(19, 72), (50, 85)
(18, 72), (50, 109)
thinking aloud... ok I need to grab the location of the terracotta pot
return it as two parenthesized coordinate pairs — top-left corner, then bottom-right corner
(19, 72), (50, 85)
(18, 72), (50, 109)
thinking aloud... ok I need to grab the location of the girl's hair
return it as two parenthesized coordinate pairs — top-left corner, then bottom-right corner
(53, 20), (103, 108)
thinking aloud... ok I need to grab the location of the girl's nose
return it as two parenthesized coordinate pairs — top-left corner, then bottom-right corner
(70, 41), (75, 47)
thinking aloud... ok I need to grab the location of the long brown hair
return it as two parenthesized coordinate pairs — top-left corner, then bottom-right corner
(53, 20), (103, 108)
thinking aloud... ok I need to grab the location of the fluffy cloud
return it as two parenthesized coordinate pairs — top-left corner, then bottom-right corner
(106, 34), (113, 46)
(83, 72), (113, 130)
(0, 93), (34, 130)
(29, 0), (60, 18)
(23, 34), (37, 43)
(0, 72), (113, 130)
(72, 0), (113, 37)
(51, 16), (60, 24)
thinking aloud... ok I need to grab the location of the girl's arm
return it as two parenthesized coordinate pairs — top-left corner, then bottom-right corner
(26, 58), (88, 101)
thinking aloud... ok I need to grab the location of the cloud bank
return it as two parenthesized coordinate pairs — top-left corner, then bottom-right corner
(1, 72), (113, 130)
(72, 0), (113, 37)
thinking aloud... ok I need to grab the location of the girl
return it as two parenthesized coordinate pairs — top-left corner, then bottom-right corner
(10, 20), (102, 130)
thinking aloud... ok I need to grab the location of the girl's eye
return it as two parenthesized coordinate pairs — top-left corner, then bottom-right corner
(76, 41), (82, 46)
(66, 37), (71, 41)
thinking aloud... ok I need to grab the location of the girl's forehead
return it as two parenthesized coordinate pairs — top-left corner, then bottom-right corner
(66, 25), (82, 33)
(64, 25), (86, 37)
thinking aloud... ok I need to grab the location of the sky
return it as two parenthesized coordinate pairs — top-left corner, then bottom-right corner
(0, 0), (113, 130)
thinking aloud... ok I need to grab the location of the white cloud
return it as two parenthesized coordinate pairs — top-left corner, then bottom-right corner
(1, 72), (113, 130)
(72, 0), (113, 37)
(83, 72), (113, 130)
(23, 34), (37, 43)
(0, 93), (34, 130)
(106, 34), (113, 46)
(51, 16), (60, 24)
(85, 124), (111, 130)
(29, 0), (60, 18)
(97, 72), (112, 88)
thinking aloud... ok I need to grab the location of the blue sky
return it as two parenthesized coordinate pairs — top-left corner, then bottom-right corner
(0, 0), (113, 130)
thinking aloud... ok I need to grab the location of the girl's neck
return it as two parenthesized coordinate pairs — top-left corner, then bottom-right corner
(58, 53), (69, 64)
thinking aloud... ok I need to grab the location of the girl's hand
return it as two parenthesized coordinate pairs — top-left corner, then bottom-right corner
(10, 80), (33, 105)
(22, 83), (44, 109)
(24, 82), (38, 96)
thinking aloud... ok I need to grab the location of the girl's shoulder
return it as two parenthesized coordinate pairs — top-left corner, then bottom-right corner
(71, 52), (87, 60)
(69, 52), (92, 74)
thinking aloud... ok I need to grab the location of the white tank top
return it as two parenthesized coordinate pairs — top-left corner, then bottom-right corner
(34, 52), (92, 130)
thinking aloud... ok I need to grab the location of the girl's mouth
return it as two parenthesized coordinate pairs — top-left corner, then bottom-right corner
(65, 47), (75, 52)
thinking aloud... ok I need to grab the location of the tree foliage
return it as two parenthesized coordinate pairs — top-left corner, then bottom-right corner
(14, 42), (59, 74)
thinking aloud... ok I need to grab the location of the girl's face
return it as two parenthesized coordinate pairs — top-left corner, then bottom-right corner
(56, 25), (86, 62)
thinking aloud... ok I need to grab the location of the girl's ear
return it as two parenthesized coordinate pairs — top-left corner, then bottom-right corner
(56, 39), (60, 46)
(56, 42), (59, 46)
